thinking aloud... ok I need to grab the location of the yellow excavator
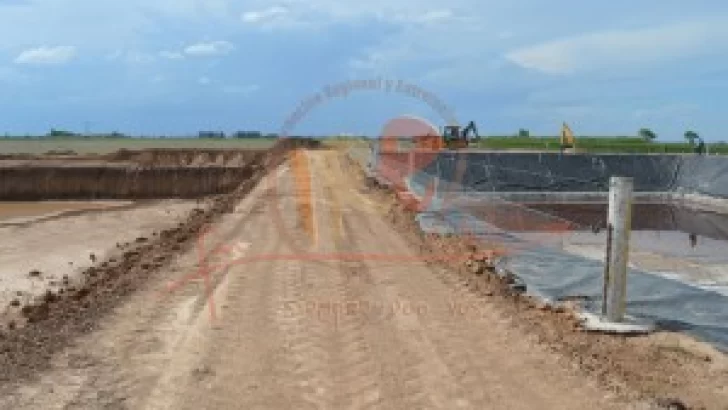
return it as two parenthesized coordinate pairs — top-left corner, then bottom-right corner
(415, 121), (480, 150)
(560, 122), (576, 153)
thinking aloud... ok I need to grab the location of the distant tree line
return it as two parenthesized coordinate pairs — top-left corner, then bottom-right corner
(11, 129), (281, 139)
(46, 129), (129, 138)
(503, 127), (706, 146)
(198, 131), (278, 139)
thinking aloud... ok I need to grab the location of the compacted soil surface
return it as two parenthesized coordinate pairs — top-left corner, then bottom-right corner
(0, 148), (726, 410)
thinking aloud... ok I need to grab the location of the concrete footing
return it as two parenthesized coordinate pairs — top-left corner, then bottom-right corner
(578, 312), (655, 335)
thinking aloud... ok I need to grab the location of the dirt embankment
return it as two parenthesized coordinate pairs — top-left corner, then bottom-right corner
(102, 148), (265, 167)
(0, 149), (276, 200)
(344, 153), (728, 410)
(0, 138), (318, 383)
(1, 148), (264, 167)
(0, 166), (259, 200)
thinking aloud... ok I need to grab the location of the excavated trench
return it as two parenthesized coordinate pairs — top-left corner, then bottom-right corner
(0, 139), (319, 383)
(0, 149), (268, 200)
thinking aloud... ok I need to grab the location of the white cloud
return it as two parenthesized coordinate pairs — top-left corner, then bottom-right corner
(505, 20), (728, 75)
(14, 45), (76, 65)
(239, 5), (315, 30)
(198, 76), (211, 85)
(156, 40), (233, 63)
(183, 40), (234, 57)
(160, 50), (184, 60)
(238, 4), (457, 30)
(241, 5), (288, 24)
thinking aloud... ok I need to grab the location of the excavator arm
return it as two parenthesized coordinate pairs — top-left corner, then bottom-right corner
(561, 122), (575, 149)
(462, 121), (479, 142)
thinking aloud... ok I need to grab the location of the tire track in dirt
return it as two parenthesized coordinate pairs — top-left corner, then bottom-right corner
(319, 153), (394, 410)
(145, 184), (287, 409)
(174, 207), (286, 410)
(69, 167), (289, 410)
(329, 149), (634, 410)
(184, 190), (272, 320)
(322, 151), (459, 409)
(274, 151), (351, 409)
(177, 157), (340, 409)
(339, 204), (478, 409)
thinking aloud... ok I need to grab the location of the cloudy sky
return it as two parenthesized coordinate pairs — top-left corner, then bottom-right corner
(0, 0), (726, 139)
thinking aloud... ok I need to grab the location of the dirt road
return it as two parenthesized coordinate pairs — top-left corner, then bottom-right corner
(1, 150), (654, 409)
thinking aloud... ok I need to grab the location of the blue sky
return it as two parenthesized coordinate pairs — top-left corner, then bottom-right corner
(0, 0), (727, 139)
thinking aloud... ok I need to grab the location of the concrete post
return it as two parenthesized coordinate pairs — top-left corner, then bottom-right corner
(604, 177), (633, 322)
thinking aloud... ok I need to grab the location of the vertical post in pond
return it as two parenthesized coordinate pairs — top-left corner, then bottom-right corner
(605, 177), (633, 322)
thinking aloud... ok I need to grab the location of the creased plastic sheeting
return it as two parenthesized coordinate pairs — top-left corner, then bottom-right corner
(502, 247), (728, 353)
(675, 156), (728, 198)
(415, 209), (728, 352)
(407, 152), (683, 193)
(398, 152), (728, 198)
(367, 151), (728, 352)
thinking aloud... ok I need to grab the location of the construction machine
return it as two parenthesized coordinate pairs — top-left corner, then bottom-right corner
(415, 121), (480, 150)
(560, 122), (576, 153)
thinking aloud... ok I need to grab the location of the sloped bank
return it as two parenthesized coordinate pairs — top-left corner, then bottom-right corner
(0, 148), (276, 200)
(0, 165), (259, 200)
(370, 149), (728, 353)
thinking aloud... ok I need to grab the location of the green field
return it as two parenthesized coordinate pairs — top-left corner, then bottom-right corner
(475, 136), (728, 154)
(0, 138), (277, 155)
(2, 135), (727, 155)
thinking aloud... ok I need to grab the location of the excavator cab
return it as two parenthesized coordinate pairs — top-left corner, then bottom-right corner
(414, 121), (479, 150)
(443, 125), (462, 143)
(443, 121), (479, 149)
